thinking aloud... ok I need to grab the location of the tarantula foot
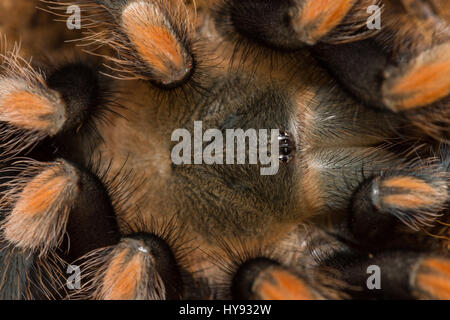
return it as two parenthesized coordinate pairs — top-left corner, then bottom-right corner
(0, 78), (65, 136)
(75, 233), (183, 300)
(0, 53), (110, 157)
(0, 159), (119, 259)
(289, 0), (364, 45)
(413, 256), (450, 300)
(350, 169), (448, 242)
(382, 43), (450, 111)
(327, 250), (450, 299)
(214, 0), (379, 50)
(231, 257), (325, 300)
(1, 160), (78, 255)
(64, 0), (195, 87)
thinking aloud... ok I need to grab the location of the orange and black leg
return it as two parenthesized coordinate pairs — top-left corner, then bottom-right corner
(213, 0), (380, 49)
(230, 258), (327, 300)
(214, 0), (450, 140)
(0, 40), (189, 299)
(349, 161), (449, 244)
(71, 231), (185, 300)
(312, 0), (450, 139)
(304, 228), (450, 300)
(323, 249), (450, 299)
(44, 0), (197, 88)
(0, 49), (121, 298)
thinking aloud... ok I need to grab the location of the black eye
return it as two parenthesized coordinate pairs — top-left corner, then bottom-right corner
(279, 131), (295, 163)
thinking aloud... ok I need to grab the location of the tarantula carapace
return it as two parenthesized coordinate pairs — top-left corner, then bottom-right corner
(0, 0), (449, 300)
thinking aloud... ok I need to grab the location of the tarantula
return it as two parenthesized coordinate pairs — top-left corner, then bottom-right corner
(0, 0), (449, 300)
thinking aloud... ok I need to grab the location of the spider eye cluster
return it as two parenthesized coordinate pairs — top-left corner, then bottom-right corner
(278, 131), (295, 164)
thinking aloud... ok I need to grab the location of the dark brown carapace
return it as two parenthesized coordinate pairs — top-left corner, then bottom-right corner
(0, 0), (448, 300)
